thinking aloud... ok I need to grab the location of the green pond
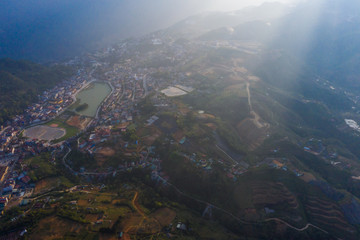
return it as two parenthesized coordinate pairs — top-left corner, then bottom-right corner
(74, 82), (111, 117)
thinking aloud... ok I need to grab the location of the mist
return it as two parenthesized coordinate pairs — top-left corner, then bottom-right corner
(0, 0), (298, 62)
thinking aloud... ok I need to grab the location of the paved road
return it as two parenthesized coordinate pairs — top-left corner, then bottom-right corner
(62, 146), (77, 175)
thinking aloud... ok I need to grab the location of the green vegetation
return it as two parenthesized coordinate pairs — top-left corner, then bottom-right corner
(161, 151), (239, 210)
(25, 153), (57, 182)
(0, 58), (73, 124)
(216, 119), (247, 153)
(123, 128), (138, 142)
(24, 153), (77, 189)
(3, 15), (360, 240)
(66, 150), (97, 171)
(138, 95), (156, 115)
(46, 118), (79, 143)
(277, 141), (360, 197)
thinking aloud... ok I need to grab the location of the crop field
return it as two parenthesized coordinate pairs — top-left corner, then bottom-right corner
(23, 125), (66, 141)
(30, 216), (88, 240)
(305, 196), (356, 236)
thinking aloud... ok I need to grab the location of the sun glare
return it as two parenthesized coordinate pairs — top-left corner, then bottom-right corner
(206, 0), (300, 11)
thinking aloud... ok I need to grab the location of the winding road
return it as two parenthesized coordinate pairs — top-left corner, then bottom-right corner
(123, 191), (161, 240)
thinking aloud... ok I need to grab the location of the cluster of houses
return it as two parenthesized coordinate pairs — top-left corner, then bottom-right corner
(0, 32), (315, 207)
(184, 153), (214, 170)
(78, 126), (111, 155)
(0, 135), (60, 196)
(303, 138), (325, 155)
(302, 139), (351, 170)
(87, 39), (261, 182)
(0, 136), (61, 213)
(257, 158), (304, 177)
(177, 151), (250, 182)
(225, 165), (247, 181)
(0, 165), (36, 213)
(2, 28), (345, 239)
(96, 66), (158, 127)
(0, 67), (95, 210)
(1, 136), (55, 159)
(0, 67), (90, 176)
(5, 75), (86, 129)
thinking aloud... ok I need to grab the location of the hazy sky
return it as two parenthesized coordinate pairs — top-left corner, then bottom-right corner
(205, 0), (301, 11)
(0, 0), (302, 61)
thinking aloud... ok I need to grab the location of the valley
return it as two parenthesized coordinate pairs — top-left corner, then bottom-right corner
(2, 1), (360, 239)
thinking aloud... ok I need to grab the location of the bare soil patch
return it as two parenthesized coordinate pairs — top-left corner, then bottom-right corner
(122, 214), (144, 234)
(300, 172), (316, 182)
(205, 123), (217, 130)
(66, 115), (91, 130)
(85, 213), (102, 222)
(34, 178), (58, 194)
(78, 199), (90, 207)
(97, 147), (115, 157)
(247, 75), (260, 82)
(140, 126), (162, 145)
(197, 112), (216, 120)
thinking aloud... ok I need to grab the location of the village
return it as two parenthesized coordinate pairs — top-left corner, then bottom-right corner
(0, 34), (325, 216)
(0, 36), (184, 212)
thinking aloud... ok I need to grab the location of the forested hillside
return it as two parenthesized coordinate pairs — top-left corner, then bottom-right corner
(0, 59), (73, 124)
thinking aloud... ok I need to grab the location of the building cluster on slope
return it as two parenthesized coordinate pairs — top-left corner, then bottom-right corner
(0, 68), (95, 207)
(0, 70), (89, 163)
(1, 33), (304, 216)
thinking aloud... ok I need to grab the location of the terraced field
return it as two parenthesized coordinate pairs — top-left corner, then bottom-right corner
(251, 182), (299, 209)
(305, 196), (356, 237)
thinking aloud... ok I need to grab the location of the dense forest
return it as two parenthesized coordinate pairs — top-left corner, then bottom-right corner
(0, 58), (73, 125)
